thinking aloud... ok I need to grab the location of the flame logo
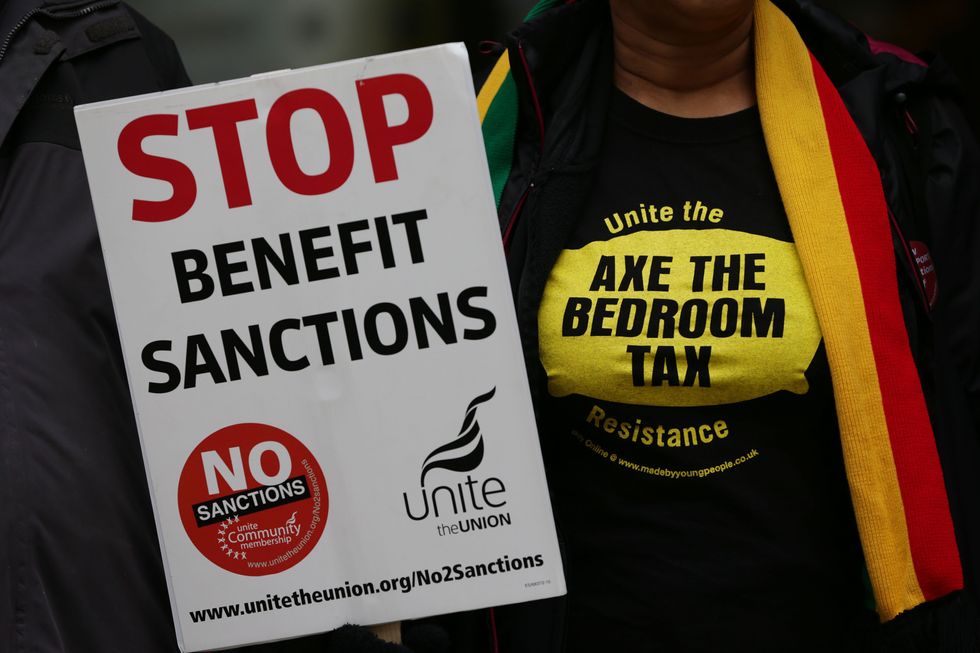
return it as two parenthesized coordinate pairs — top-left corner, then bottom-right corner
(420, 388), (496, 487)
(286, 511), (297, 526)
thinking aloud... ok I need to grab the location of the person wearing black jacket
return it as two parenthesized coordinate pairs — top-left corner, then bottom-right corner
(0, 2), (192, 651)
(318, 3), (980, 650)
(314, 0), (980, 651)
(466, 0), (980, 651)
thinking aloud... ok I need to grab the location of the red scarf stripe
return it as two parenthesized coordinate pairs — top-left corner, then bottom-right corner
(809, 54), (963, 599)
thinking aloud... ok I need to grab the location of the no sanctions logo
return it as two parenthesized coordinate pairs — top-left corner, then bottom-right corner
(177, 423), (327, 576)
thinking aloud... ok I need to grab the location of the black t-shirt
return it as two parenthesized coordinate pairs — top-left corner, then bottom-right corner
(537, 90), (874, 652)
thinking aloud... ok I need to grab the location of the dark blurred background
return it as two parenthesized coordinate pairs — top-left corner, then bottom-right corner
(126, 0), (978, 133)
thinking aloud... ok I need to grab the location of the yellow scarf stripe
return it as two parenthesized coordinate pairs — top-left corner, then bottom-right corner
(478, 52), (512, 124)
(754, 0), (923, 619)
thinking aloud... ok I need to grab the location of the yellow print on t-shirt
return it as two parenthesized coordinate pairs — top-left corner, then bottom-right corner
(538, 227), (821, 407)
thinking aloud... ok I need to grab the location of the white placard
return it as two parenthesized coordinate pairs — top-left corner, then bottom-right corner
(75, 44), (564, 652)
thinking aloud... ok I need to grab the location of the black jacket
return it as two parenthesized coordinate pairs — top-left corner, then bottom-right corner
(0, 2), (190, 651)
(466, 0), (980, 650)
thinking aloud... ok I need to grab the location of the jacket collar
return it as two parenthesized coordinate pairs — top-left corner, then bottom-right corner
(504, 0), (611, 168)
(0, 0), (129, 146)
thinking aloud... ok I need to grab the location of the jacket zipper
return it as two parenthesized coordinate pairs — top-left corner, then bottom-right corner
(502, 187), (530, 253)
(501, 40), (546, 254)
(0, 0), (118, 64)
(0, 8), (42, 62)
(885, 92), (933, 316)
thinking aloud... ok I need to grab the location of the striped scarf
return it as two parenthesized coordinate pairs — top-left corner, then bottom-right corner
(477, 0), (963, 621)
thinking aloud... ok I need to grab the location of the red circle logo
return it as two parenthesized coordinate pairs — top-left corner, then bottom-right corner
(177, 423), (327, 576)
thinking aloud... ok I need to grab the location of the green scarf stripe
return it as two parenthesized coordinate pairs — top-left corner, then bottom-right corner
(482, 77), (520, 207)
(525, 0), (566, 21)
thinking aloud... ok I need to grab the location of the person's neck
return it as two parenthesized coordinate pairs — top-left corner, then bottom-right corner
(611, 5), (755, 118)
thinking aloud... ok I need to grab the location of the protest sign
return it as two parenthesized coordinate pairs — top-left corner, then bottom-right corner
(74, 44), (564, 651)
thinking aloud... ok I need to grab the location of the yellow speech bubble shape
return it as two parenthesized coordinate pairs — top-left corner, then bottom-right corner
(538, 228), (822, 407)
